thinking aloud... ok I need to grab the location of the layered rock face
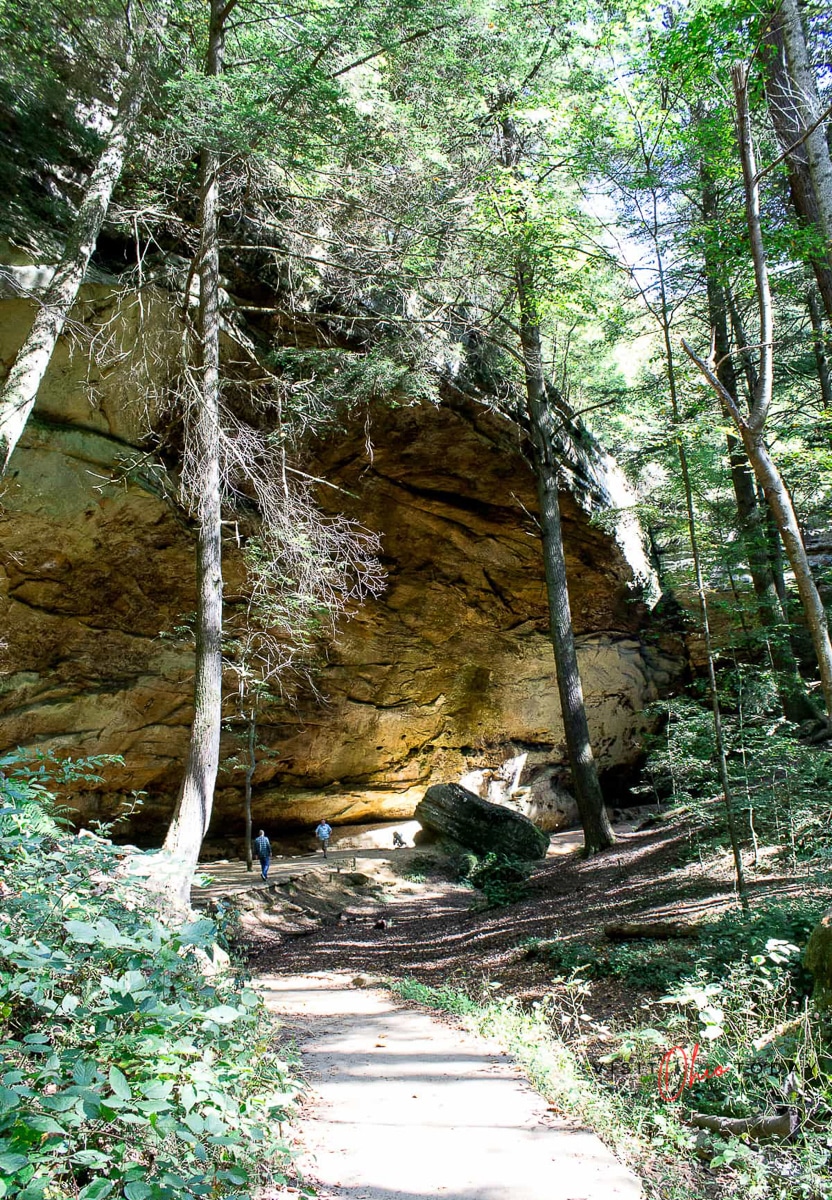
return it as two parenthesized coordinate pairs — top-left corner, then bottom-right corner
(0, 272), (682, 847)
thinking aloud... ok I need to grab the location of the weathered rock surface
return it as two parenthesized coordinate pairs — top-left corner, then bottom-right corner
(415, 783), (550, 859)
(0, 264), (685, 846)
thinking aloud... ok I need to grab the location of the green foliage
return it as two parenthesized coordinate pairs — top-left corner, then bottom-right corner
(391, 977), (479, 1018)
(449, 850), (479, 881)
(536, 900), (826, 996)
(467, 852), (533, 908)
(643, 685), (832, 862)
(0, 753), (297, 1200)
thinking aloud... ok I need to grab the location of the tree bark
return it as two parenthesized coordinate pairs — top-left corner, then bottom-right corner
(647, 187), (748, 908)
(0, 58), (148, 471)
(700, 178), (816, 720)
(685, 64), (832, 720)
(604, 921), (699, 941)
(245, 713), (255, 872)
(807, 289), (832, 412)
(162, 0), (228, 903)
(690, 1112), (798, 1140)
(762, 3), (832, 319)
(516, 263), (614, 855)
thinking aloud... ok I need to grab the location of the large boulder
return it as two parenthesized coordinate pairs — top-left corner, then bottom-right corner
(415, 783), (549, 860)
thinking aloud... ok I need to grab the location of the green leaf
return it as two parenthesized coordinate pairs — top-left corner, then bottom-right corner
(203, 1005), (241, 1024)
(72, 1059), (98, 1086)
(64, 920), (99, 944)
(0, 1153), (28, 1174)
(179, 920), (216, 947)
(41, 1092), (79, 1111)
(218, 1168), (248, 1185)
(95, 917), (123, 947)
(109, 1065), (132, 1100)
(185, 1111), (205, 1135)
(71, 1149), (112, 1167)
(26, 1114), (65, 1134)
(124, 1184), (152, 1200)
(118, 1112), (150, 1126)
(78, 1183), (114, 1200)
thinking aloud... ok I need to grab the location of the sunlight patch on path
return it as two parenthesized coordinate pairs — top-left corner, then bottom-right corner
(259, 972), (641, 1200)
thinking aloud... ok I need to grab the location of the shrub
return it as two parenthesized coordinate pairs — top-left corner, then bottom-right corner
(468, 853), (533, 908)
(0, 751), (298, 1200)
(642, 684), (832, 861)
(537, 899), (825, 995)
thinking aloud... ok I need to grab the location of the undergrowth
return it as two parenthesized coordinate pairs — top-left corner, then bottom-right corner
(642, 679), (832, 864)
(0, 751), (298, 1200)
(529, 899), (824, 995)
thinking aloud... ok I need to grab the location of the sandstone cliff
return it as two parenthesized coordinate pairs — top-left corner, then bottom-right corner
(0, 254), (683, 847)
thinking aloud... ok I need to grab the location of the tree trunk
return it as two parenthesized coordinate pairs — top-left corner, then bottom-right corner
(245, 713), (255, 871)
(0, 59), (148, 471)
(699, 180), (816, 720)
(729, 294), (795, 611)
(807, 289), (832, 413)
(762, 3), (832, 319)
(649, 187), (748, 907)
(516, 263), (614, 855)
(743, 431), (832, 715)
(162, 0), (227, 904)
(685, 63), (832, 721)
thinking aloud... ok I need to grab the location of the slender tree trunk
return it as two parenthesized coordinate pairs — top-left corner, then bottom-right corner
(778, 0), (832, 246)
(516, 263), (614, 855)
(685, 63), (832, 720)
(162, 0), (227, 902)
(649, 246), (748, 907)
(807, 289), (832, 412)
(0, 59), (148, 471)
(763, 496), (790, 611)
(729, 294), (795, 609)
(245, 712), (255, 871)
(700, 177), (816, 720)
(762, 3), (832, 319)
(744, 432), (832, 713)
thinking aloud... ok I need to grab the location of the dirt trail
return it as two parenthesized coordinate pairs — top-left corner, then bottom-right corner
(259, 972), (641, 1200)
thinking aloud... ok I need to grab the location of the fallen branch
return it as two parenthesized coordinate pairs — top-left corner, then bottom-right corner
(603, 921), (699, 941)
(752, 1016), (804, 1052)
(690, 1110), (798, 1140)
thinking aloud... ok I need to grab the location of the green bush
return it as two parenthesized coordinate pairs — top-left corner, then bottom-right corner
(448, 850), (478, 881)
(538, 899), (825, 995)
(642, 683), (832, 861)
(468, 853), (533, 908)
(0, 751), (298, 1200)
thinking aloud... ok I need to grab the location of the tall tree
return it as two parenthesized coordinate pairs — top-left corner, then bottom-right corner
(496, 100), (614, 853)
(0, 3), (167, 470)
(699, 167), (817, 722)
(762, 0), (832, 319)
(161, 0), (229, 901)
(684, 61), (832, 720)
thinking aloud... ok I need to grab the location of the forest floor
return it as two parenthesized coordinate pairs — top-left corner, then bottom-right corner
(200, 819), (830, 1200)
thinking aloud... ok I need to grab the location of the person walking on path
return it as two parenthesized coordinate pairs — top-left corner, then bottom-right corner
(315, 820), (332, 858)
(253, 829), (271, 880)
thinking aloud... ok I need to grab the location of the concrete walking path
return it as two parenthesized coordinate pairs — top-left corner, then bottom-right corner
(258, 973), (641, 1200)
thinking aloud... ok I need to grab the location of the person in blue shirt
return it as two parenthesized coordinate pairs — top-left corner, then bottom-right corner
(253, 829), (271, 880)
(315, 820), (332, 858)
